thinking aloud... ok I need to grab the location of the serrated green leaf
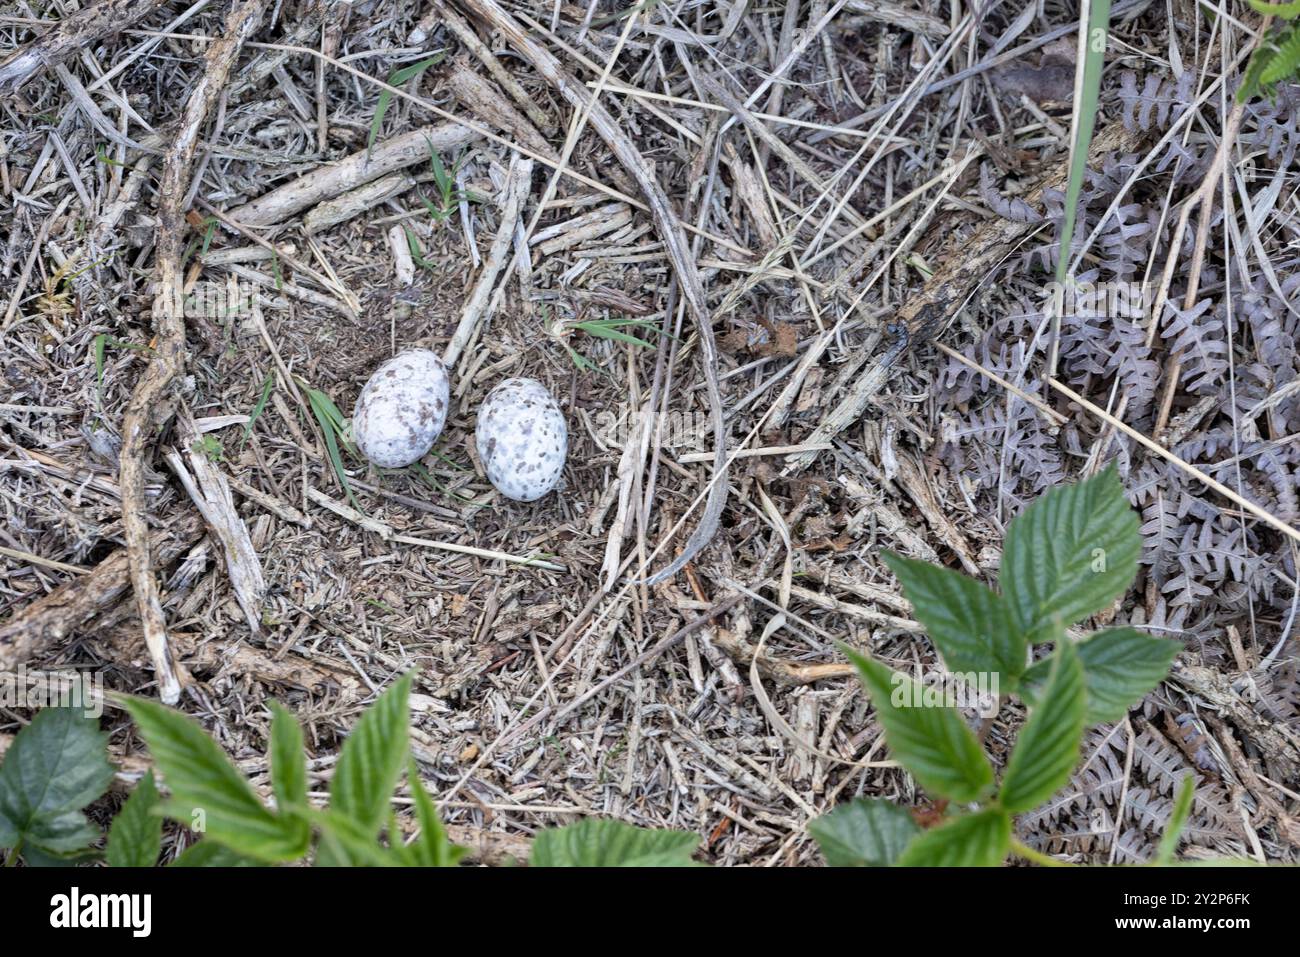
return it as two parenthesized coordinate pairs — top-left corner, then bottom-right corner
(896, 808), (1011, 866)
(1248, 0), (1300, 19)
(1154, 775), (1196, 865)
(1001, 466), (1140, 641)
(19, 844), (101, 866)
(122, 696), (309, 863)
(1021, 627), (1179, 723)
(999, 642), (1085, 813)
(395, 764), (467, 867)
(1258, 24), (1300, 86)
(809, 798), (920, 866)
(106, 770), (162, 867)
(18, 812), (102, 855)
(269, 703), (307, 812)
(845, 648), (994, 803)
(330, 672), (413, 841)
(530, 819), (700, 867)
(883, 551), (1025, 683)
(312, 808), (398, 867)
(169, 840), (266, 867)
(0, 707), (114, 856)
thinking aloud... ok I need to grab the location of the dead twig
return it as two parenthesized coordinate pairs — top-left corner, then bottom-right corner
(0, 515), (205, 674)
(118, 0), (267, 703)
(225, 122), (481, 228)
(0, 0), (168, 94)
(444, 156), (533, 369)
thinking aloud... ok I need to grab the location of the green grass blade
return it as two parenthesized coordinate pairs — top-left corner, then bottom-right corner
(1056, 0), (1111, 284)
(241, 373), (274, 450)
(573, 323), (654, 348)
(368, 54), (445, 156)
(306, 387), (360, 511)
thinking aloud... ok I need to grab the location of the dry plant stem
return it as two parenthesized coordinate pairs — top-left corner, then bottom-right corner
(429, 0), (554, 133)
(0, 515), (205, 674)
(843, 0), (949, 36)
(0, 0), (168, 93)
(304, 173), (421, 234)
(163, 416), (266, 635)
(445, 62), (555, 161)
(119, 0), (266, 704)
(1151, 97), (1249, 437)
(783, 122), (1140, 474)
(225, 122), (481, 227)
(455, 0), (728, 586)
(495, 597), (742, 748)
(702, 75), (871, 232)
(445, 157), (533, 369)
(145, 32), (752, 257)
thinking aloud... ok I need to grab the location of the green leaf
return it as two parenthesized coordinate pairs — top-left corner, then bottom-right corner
(311, 808), (398, 867)
(330, 672), (413, 840)
(169, 841), (266, 867)
(530, 819), (700, 867)
(306, 386), (361, 510)
(106, 770), (162, 867)
(1258, 24), (1300, 86)
(1154, 775), (1196, 865)
(573, 322), (654, 348)
(368, 54), (445, 154)
(845, 648), (994, 803)
(93, 333), (107, 404)
(1055, 0), (1111, 282)
(394, 764), (467, 867)
(269, 702), (307, 814)
(1248, 0), (1300, 18)
(20, 844), (101, 866)
(1000, 466), (1140, 642)
(883, 551), (1025, 683)
(896, 808), (1012, 866)
(999, 642), (1086, 813)
(122, 696), (310, 863)
(0, 707), (114, 856)
(429, 149), (451, 196)
(240, 372), (274, 450)
(1022, 627), (1179, 723)
(419, 194), (452, 224)
(809, 798), (920, 866)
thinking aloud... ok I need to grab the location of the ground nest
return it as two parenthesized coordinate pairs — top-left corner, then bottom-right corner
(1, 0), (1298, 865)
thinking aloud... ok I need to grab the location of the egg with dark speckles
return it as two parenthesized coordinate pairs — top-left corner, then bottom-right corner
(475, 378), (567, 502)
(352, 350), (450, 468)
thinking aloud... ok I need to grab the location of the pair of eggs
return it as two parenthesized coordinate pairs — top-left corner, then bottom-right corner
(351, 349), (566, 503)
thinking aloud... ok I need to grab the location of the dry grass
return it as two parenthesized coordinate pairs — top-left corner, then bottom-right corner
(1, 0), (1298, 865)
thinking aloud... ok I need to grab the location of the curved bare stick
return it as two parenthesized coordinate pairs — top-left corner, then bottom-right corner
(0, 0), (167, 94)
(119, 0), (267, 703)
(453, 0), (728, 585)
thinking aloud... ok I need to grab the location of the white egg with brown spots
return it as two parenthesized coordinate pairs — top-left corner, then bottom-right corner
(475, 378), (567, 502)
(351, 349), (450, 468)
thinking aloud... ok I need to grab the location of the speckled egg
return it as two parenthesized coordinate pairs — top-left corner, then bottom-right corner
(475, 378), (567, 502)
(351, 349), (450, 468)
